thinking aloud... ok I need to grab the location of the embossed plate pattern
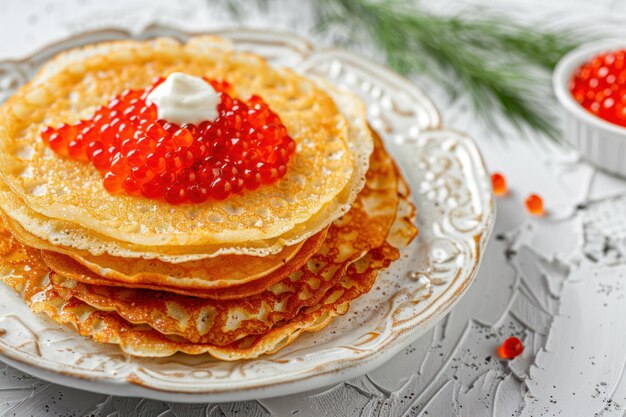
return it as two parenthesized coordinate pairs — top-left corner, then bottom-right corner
(0, 27), (494, 402)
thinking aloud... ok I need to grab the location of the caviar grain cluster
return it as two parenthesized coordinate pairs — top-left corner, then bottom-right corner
(41, 78), (296, 204)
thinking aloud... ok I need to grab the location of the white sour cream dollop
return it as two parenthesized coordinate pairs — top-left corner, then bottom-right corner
(146, 72), (220, 125)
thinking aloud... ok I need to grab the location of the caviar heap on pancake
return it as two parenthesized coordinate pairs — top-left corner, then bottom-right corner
(569, 48), (626, 128)
(41, 75), (296, 204)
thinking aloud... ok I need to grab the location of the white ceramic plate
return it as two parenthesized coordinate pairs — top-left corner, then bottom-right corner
(0, 26), (494, 403)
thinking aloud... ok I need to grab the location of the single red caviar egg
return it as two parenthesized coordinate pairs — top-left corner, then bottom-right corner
(569, 48), (626, 128)
(41, 78), (296, 205)
(525, 193), (545, 216)
(490, 172), (507, 196)
(497, 336), (524, 359)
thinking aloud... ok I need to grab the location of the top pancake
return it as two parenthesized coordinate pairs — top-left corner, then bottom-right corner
(0, 81), (372, 260)
(0, 36), (371, 249)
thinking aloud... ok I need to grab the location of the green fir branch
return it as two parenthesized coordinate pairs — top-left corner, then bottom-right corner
(218, 0), (585, 139)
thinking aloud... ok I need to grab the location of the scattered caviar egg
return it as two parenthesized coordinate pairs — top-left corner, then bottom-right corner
(497, 336), (524, 359)
(40, 78), (296, 204)
(490, 172), (507, 196)
(525, 193), (545, 216)
(569, 48), (626, 128)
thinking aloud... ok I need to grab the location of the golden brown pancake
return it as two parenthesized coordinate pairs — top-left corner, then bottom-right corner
(0, 81), (372, 260)
(0, 37), (372, 254)
(38, 228), (327, 299)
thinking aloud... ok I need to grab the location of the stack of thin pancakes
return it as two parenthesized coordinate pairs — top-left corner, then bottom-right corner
(0, 37), (417, 359)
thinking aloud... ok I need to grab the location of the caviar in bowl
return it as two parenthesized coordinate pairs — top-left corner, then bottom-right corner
(553, 40), (626, 178)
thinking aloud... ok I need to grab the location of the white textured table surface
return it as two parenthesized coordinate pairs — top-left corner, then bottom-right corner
(2, 1), (626, 416)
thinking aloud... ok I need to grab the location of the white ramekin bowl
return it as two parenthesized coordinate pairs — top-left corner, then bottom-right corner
(553, 40), (626, 178)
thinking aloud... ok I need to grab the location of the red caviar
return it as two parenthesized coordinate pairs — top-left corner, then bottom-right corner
(569, 48), (626, 128)
(41, 77), (296, 204)
(497, 336), (524, 359)
(525, 193), (545, 216)
(490, 172), (507, 197)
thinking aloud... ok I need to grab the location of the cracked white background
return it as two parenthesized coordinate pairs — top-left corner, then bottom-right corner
(1, 0), (626, 416)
